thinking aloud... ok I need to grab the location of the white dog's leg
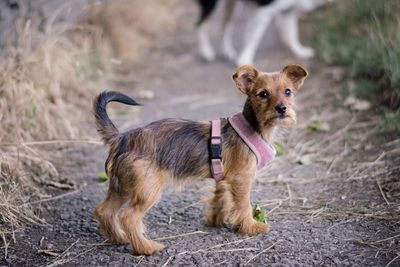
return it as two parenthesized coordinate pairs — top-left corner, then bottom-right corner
(221, 0), (237, 61)
(236, 6), (274, 66)
(198, 19), (216, 61)
(275, 10), (315, 59)
(236, 0), (297, 66)
(297, 0), (328, 12)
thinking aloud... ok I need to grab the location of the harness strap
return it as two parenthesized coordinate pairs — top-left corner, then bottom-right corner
(210, 119), (224, 181)
(228, 113), (276, 170)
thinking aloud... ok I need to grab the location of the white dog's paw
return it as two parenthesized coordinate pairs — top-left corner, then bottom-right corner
(222, 42), (237, 62)
(295, 46), (315, 59)
(222, 46), (237, 62)
(199, 45), (216, 62)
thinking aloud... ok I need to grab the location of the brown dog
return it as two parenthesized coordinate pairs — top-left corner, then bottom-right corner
(93, 64), (308, 255)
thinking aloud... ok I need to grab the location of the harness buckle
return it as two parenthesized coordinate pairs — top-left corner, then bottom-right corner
(210, 137), (222, 159)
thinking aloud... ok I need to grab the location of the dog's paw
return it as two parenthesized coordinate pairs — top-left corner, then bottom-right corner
(199, 45), (216, 62)
(295, 46), (315, 59)
(133, 240), (165, 256)
(206, 214), (217, 227)
(108, 231), (129, 245)
(222, 43), (237, 62)
(239, 220), (270, 236)
(206, 212), (226, 227)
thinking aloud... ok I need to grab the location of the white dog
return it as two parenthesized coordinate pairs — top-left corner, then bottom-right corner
(196, 0), (330, 65)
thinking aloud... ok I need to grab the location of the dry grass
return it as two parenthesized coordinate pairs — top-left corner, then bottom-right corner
(0, 156), (45, 235)
(85, 0), (180, 65)
(0, 24), (105, 143)
(0, 0), (179, 239)
(0, 12), (111, 237)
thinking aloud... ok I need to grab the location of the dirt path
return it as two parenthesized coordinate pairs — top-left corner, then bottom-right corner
(4, 4), (399, 267)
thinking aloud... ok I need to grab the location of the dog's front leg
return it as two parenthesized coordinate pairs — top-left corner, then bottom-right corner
(198, 18), (216, 62)
(207, 173), (269, 235)
(229, 176), (270, 235)
(206, 180), (235, 227)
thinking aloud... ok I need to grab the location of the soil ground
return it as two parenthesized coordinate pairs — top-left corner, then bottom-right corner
(1, 2), (399, 267)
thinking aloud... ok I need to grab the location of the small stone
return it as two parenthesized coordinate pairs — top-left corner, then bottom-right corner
(297, 154), (312, 165)
(353, 100), (371, 111)
(344, 95), (357, 106)
(3, 256), (11, 265)
(344, 96), (371, 111)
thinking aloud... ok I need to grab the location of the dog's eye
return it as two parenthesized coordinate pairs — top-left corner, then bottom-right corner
(285, 89), (292, 97)
(258, 90), (269, 99)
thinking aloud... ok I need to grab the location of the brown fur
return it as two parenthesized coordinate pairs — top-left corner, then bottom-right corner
(93, 64), (308, 255)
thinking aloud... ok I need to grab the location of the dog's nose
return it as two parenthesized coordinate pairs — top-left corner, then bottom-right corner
(275, 104), (287, 114)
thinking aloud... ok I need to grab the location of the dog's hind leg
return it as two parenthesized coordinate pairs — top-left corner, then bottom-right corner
(198, 18), (216, 61)
(275, 10), (315, 59)
(94, 183), (128, 244)
(221, 0), (237, 62)
(197, 0), (219, 61)
(119, 160), (165, 255)
(237, 0), (297, 66)
(236, 5), (275, 66)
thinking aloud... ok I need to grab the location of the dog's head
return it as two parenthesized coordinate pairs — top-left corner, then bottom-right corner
(232, 64), (308, 128)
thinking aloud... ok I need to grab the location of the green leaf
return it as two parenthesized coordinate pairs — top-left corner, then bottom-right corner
(274, 142), (284, 156)
(252, 204), (267, 223)
(98, 171), (109, 182)
(306, 121), (330, 132)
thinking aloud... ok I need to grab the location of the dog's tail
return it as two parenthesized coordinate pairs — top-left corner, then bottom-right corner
(93, 91), (140, 144)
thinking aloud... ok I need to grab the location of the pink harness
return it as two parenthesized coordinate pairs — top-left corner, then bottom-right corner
(210, 113), (276, 181)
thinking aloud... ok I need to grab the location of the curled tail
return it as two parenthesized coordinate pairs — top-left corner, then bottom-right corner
(93, 91), (140, 144)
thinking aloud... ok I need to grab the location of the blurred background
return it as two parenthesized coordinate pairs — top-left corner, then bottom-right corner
(0, 0), (399, 266)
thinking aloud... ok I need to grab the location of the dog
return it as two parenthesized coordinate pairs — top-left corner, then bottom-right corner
(196, 0), (329, 65)
(93, 64), (308, 255)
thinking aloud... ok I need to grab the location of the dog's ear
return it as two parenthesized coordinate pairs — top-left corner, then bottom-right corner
(282, 64), (308, 90)
(232, 65), (259, 94)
